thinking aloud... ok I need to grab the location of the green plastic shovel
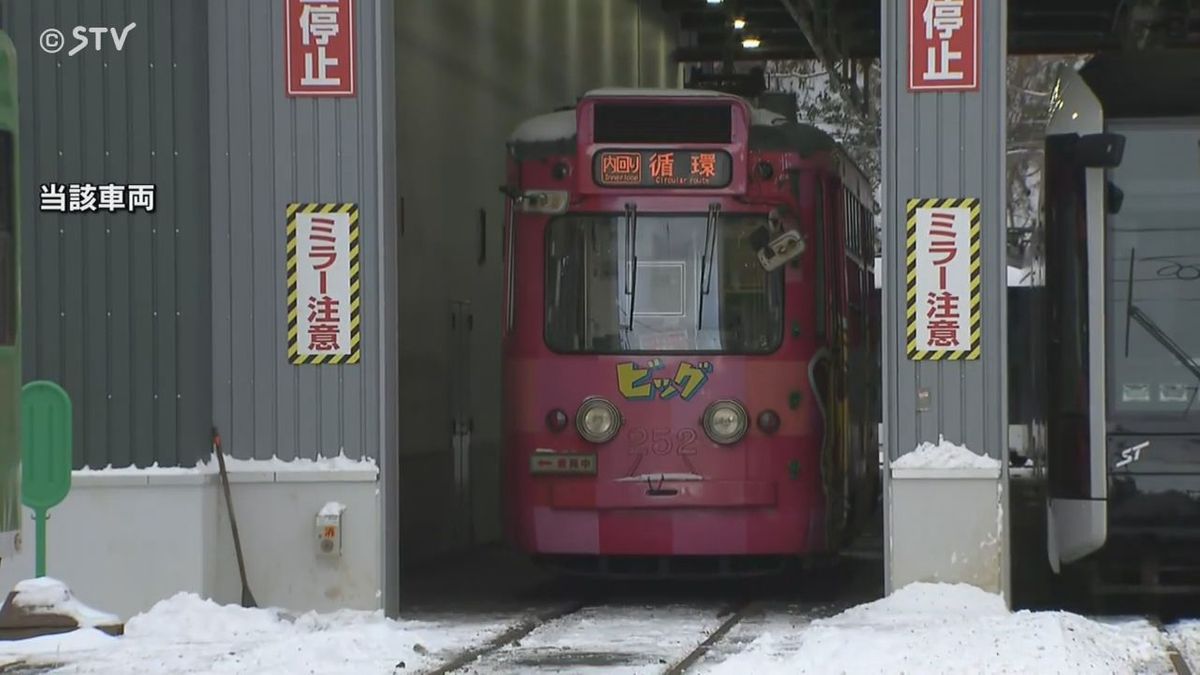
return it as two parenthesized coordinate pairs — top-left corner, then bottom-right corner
(20, 381), (72, 578)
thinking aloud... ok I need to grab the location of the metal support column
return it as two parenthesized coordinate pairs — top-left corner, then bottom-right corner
(881, 0), (1010, 603)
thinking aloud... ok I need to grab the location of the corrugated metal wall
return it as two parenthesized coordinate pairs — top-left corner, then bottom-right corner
(7, 0), (212, 469)
(207, 0), (383, 462)
(880, 0), (1008, 459)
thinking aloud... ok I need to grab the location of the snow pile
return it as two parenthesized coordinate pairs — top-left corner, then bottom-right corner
(11, 578), (120, 627)
(891, 435), (1002, 470)
(74, 449), (378, 477)
(1008, 261), (1045, 287)
(319, 501), (347, 517)
(0, 628), (117, 659)
(702, 582), (1173, 675)
(210, 450), (378, 474)
(751, 107), (787, 126)
(0, 592), (517, 675)
(73, 462), (206, 476)
(1167, 622), (1200, 670)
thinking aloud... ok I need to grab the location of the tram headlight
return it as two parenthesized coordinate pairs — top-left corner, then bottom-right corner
(703, 400), (749, 445)
(576, 398), (621, 444)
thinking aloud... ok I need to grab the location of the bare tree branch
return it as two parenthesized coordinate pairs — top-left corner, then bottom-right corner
(777, 0), (872, 129)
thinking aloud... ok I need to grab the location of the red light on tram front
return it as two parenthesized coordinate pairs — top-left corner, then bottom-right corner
(546, 409), (569, 432)
(757, 410), (781, 434)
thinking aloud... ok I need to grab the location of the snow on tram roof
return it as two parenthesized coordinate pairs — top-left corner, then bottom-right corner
(751, 108), (788, 127)
(509, 109), (576, 143)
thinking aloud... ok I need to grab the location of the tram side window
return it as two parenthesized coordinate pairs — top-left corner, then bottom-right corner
(1105, 122), (1200, 419)
(0, 131), (13, 346)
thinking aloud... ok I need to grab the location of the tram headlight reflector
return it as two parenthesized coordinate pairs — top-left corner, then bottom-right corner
(576, 398), (621, 444)
(704, 400), (748, 445)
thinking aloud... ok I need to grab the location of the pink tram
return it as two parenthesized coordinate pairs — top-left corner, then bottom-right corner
(500, 89), (879, 576)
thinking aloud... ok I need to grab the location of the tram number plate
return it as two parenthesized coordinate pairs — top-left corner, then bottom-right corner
(529, 453), (597, 475)
(628, 428), (698, 455)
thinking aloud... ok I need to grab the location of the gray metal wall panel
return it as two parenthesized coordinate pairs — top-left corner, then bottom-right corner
(248, 0), (276, 460)
(270, 0), (298, 463)
(207, 0), (381, 462)
(127, 0), (154, 466)
(8, 0), (212, 469)
(882, 1), (1008, 460)
(393, 0), (679, 565)
(881, 0), (1010, 595)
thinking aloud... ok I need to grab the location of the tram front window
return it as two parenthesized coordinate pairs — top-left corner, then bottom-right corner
(1108, 121), (1200, 419)
(544, 213), (783, 354)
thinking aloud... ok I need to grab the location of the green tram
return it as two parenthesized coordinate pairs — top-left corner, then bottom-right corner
(0, 26), (21, 559)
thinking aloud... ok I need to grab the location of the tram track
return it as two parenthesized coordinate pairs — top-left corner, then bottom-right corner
(422, 598), (593, 675)
(662, 598), (755, 675)
(1148, 616), (1195, 675)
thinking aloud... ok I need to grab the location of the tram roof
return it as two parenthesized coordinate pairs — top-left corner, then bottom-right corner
(507, 93), (839, 159)
(664, 0), (1200, 63)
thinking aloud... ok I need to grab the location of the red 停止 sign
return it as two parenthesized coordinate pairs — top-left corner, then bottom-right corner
(908, 0), (978, 92)
(285, 0), (356, 97)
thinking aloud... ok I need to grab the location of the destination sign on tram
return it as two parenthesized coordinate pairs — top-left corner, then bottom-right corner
(593, 150), (732, 188)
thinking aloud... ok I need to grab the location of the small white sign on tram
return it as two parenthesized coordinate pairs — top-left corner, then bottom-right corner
(905, 198), (980, 360)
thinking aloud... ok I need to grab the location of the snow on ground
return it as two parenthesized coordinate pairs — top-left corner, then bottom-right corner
(0, 592), (517, 675)
(467, 604), (725, 674)
(699, 582), (1174, 675)
(891, 435), (1002, 470)
(10, 578), (120, 628)
(1167, 621), (1200, 671)
(0, 584), (1189, 674)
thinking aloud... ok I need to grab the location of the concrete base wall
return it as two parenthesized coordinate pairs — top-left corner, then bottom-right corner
(0, 470), (379, 621)
(889, 469), (1005, 593)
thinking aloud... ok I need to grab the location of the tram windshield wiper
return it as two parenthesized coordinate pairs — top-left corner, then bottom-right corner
(624, 203), (638, 331)
(1124, 248), (1200, 390)
(697, 203), (720, 330)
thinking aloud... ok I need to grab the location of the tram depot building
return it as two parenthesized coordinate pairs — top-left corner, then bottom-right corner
(3, 0), (1199, 622)
(1, 0), (693, 618)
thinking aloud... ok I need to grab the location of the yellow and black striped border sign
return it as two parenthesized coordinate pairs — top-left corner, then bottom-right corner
(905, 197), (981, 361)
(286, 202), (361, 365)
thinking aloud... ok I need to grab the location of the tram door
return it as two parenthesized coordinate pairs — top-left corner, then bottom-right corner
(1041, 68), (1118, 571)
